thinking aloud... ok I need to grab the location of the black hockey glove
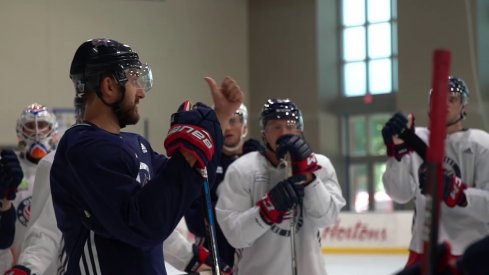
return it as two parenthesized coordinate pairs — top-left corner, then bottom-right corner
(164, 101), (223, 169)
(382, 112), (414, 161)
(257, 175), (305, 225)
(184, 240), (232, 275)
(242, 138), (265, 155)
(4, 265), (32, 275)
(275, 135), (321, 176)
(0, 150), (23, 201)
(418, 162), (467, 207)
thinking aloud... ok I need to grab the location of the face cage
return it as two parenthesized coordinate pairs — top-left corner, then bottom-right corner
(17, 112), (58, 143)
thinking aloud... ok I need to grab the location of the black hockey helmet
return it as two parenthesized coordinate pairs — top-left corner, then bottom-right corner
(259, 98), (303, 131)
(448, 76), (469, 105)
(69, 38), (153, 98)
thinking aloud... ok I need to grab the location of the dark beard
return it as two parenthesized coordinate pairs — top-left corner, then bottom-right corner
(115, 104), (139, 128)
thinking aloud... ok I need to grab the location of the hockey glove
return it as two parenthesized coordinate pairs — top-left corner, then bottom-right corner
(4, 265), (32, 275)
(275, 135), (320, 176)
(184, 241), (232, 275)
(242, 138), (265, 155)
(164, 101), (223, 169)
(257, 175), (305, 225)
(418, 162), (468, 207)
(0, 150), (23, 201)
(382, 112), (415, 161)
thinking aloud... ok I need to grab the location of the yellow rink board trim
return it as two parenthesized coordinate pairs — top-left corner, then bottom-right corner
(321, 247), (409, 255)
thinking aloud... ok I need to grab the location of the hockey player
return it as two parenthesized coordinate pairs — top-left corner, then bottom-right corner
(50, 38), (242, 275)
(5, 100), (238, 275)
(216, 98), (345, 275)
(382, 76), (489, 267)
(0, 103), (58, 273)
(184, 104), (264, 273)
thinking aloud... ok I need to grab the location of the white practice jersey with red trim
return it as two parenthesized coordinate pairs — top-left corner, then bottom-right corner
(216, 151), (345, 275)
(382, 127), (489, 255)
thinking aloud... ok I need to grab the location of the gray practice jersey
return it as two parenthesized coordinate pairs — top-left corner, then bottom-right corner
(216, 151), (345, 275)
(383, 127), (489, 255)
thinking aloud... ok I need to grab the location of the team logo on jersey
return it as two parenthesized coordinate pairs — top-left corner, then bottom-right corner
(140, 143), (148, 153)
(443, 156), (461, 179)
(216, 166), (223, 174)
(136, 162), (151, 186)
(16, 196), (31, 226)
(270, 209), (304, 237)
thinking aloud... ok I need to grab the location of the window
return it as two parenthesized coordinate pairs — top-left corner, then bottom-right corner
(344, 113), (394, 212)
(341, 0), (397, 97)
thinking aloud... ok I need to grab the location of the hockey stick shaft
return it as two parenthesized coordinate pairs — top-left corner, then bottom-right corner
(181, 101), (221, 275)
(199, 168), (221, 275)
(421, 49), (450, 275)
(282, 153), (298, 275)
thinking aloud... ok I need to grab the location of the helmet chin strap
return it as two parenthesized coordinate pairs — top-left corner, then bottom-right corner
(446, 107), (466, 128)
(97, 80), (127, 128)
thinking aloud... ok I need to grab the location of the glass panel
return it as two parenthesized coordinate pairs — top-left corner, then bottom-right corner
(368, 23), (391, 58)
(344, 62), (366, 96)
(343, 27), (366, 61)
(367, 0), (391, 23)
(368, 113), (391, 155)
(350, 164), (369, 212)
(373, 162), (393, 212)
(343, 0), (366, 26)
(349, 115), (367, 156)
(369, 58), (392, 94)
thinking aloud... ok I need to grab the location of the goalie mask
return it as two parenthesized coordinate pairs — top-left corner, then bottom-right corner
(16, 103), (58, 162)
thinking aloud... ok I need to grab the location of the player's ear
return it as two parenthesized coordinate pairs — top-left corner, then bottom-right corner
(99, 75), (119, 103)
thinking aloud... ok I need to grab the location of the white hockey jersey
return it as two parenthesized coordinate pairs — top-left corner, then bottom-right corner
(216, 151), (345, 275)
(382, 127), (489, 255)
(0, 152), (37, 274)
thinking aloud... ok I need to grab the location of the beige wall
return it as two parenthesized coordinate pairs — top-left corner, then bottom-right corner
(0, 0), (248, 152)
(248, 0), (489, 192)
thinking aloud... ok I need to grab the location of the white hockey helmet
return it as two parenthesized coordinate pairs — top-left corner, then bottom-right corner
(16, 103), (59, 162)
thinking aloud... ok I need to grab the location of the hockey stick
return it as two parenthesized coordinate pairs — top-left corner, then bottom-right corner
(181, 101), (221, 275)
(421, 49), (450, 275)
(199, 168), (221, 275)
(281, 153), (298, 275)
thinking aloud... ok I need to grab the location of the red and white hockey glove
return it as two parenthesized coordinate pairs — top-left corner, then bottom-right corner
(164, 101), (223, 169)
(418, 163), (468, 207)
(257, 176), (305, 225)
(381, 112), (415, 161)
(4, 265), (31, 275)
(275, 135), (320, 176)
(184, 241), (233, 275)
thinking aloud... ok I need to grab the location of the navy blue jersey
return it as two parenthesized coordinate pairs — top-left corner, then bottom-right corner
(51, 123), (218, 275)
(0, 206), (16, 249)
